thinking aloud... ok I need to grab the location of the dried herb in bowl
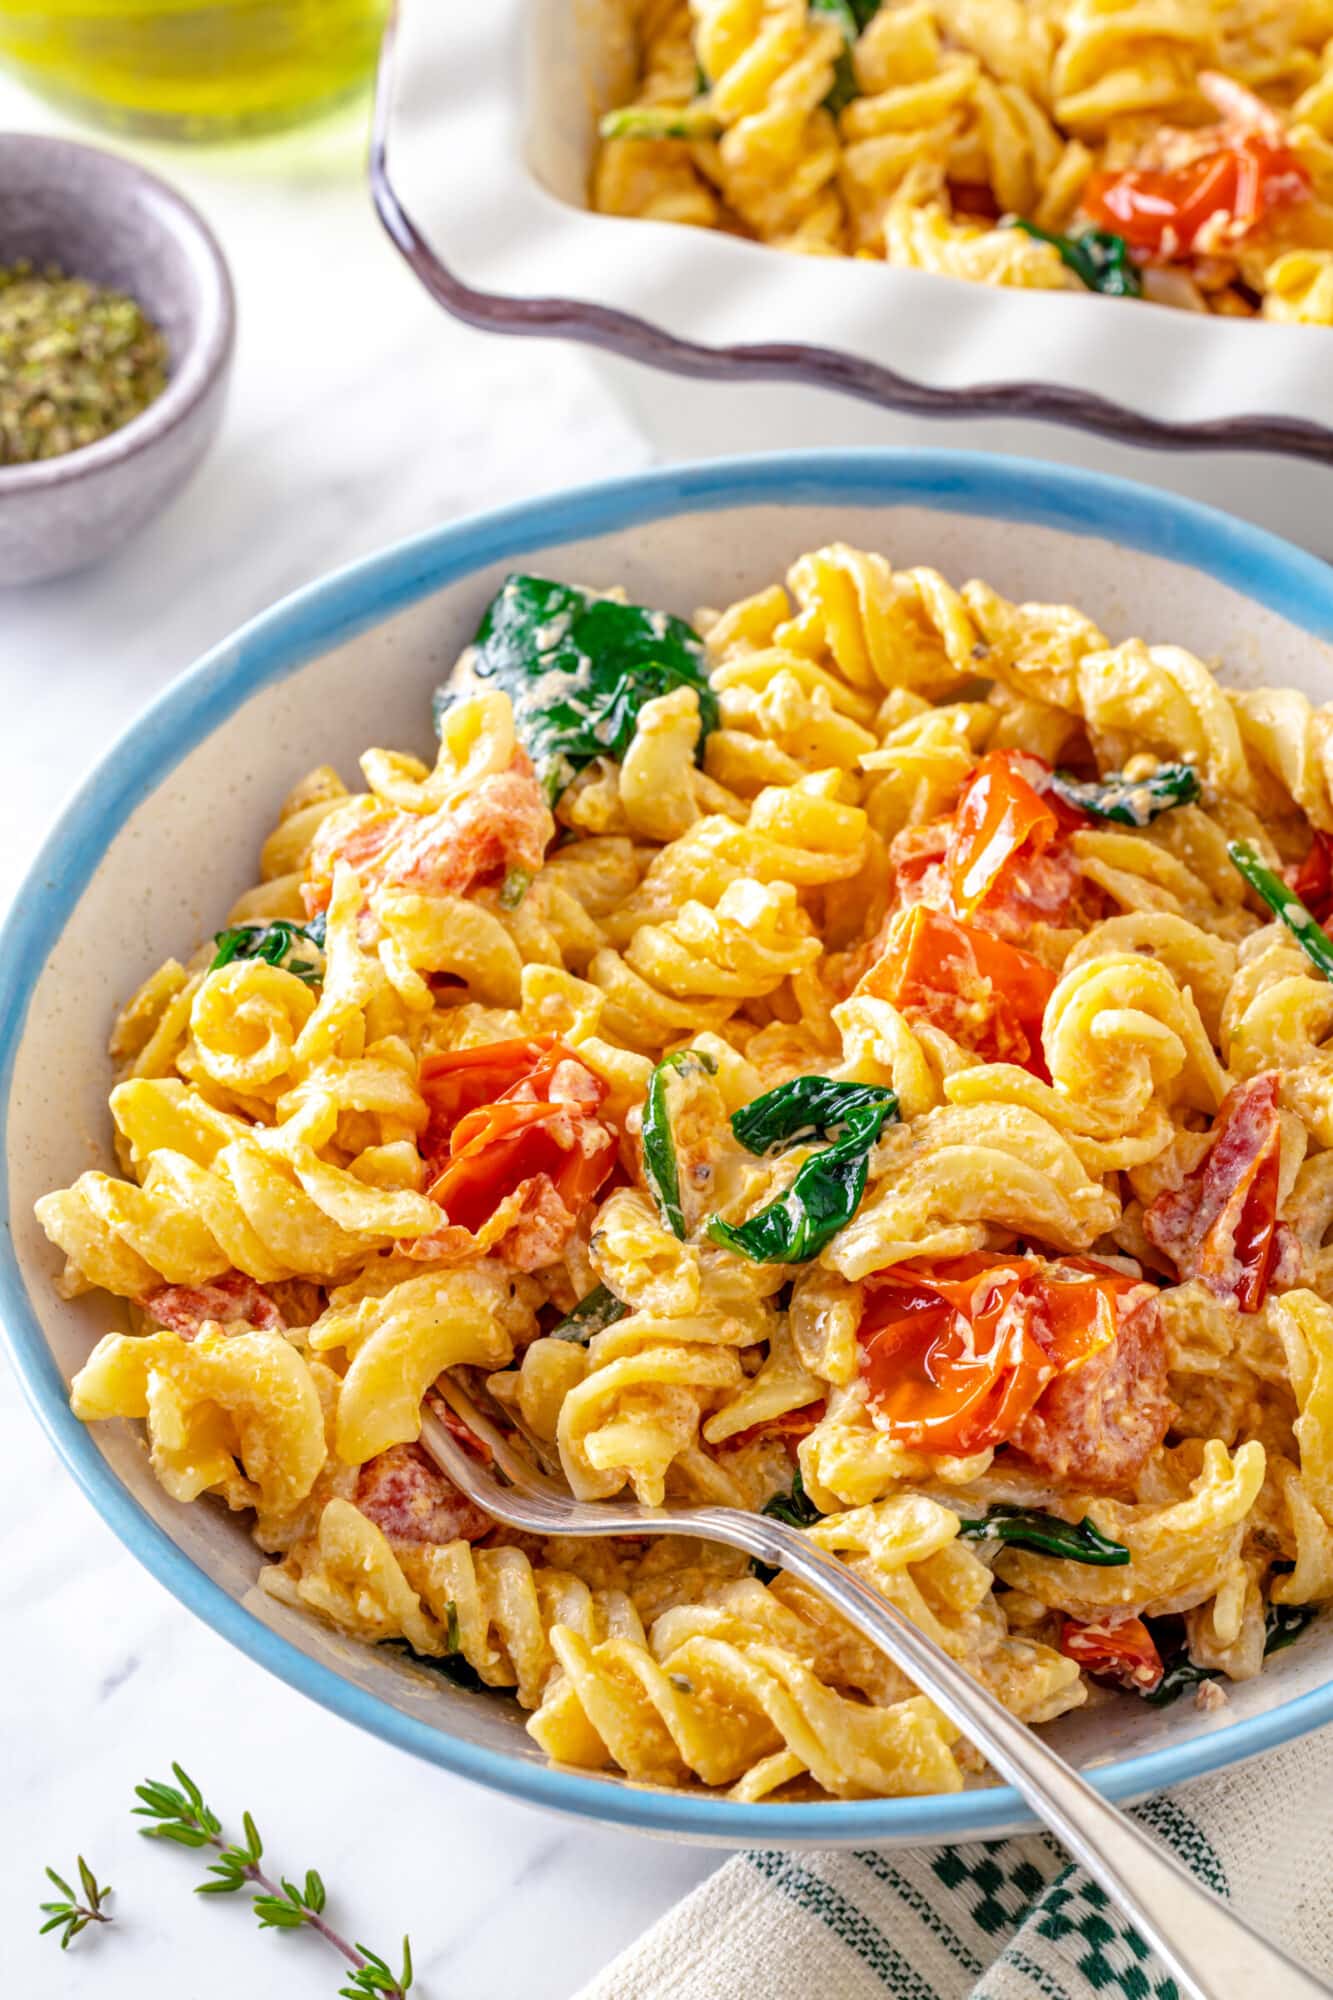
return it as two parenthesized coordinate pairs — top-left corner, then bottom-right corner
(0, 261), (169, 466)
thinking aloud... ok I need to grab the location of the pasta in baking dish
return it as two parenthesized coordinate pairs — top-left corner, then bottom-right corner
(40, 546), (1333, 1800)
(592, 0), (1333, 323)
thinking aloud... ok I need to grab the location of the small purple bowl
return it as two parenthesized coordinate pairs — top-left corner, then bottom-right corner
(0, 134), (235, 587)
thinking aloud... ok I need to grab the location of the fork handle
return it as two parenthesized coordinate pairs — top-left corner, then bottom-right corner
(691, 1507), (1330, 2000)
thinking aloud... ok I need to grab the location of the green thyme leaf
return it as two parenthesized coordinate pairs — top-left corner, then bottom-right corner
(37, 1855), (112, 1951)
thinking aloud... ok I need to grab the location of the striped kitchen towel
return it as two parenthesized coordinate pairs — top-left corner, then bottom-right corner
(577, 1723), (1333, 1998)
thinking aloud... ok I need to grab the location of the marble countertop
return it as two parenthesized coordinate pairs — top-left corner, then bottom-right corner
(0, 73), (722, 1999)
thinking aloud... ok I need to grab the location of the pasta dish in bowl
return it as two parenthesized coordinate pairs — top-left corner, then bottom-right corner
(8, 452), (1333, 1837)
(595, 0), (1333, 325)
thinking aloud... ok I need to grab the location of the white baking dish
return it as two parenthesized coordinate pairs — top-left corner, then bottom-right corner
(372, 0), (1333, 555)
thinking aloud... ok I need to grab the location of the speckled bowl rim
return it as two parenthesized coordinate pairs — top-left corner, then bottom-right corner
(6, 450), (1333, 1843)
(0, 133), (235, 493)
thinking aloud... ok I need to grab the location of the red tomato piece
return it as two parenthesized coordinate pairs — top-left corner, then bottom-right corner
(862, 904), (1057, 1072)
(1011, 1291), (1169, 1490)
(1143, 1074), (1283, 1312)
(418, 1037), (617, 1257)
(420, 1037), (566, 1160)
(857, 1254), (1142, 1457)
(304, 753), (553, 916)
(430, 1398), (495, 1466)
(946, 750), (1061, 915)
(1290, 833), (1333, 926)
(720, 1399), (827, 1453)
(1084, 78), (1309, 262)
(355, 1443), (492, 1546)
(1060, 1616), (1164, 1695)
(140, 1272), (285, 1338)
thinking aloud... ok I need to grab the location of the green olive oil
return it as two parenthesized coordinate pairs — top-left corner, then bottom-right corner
(0, 1), (390, 139)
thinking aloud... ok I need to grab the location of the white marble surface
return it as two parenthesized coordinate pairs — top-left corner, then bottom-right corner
(0, 72), (724, 1999)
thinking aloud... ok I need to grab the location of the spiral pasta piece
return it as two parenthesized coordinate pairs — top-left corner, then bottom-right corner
(530, 1621), (961, 1797)
(827, 1100), (1122, 1279)
(690, 0), (847, 250)
(72, 1326), (327, 1516)
(592, 0), (721, 226)
(1049, 0), (1219, 133)
(882, 191), (1074, 287)
(996, 1439), (1266, 1619)
(945, 945), (1227, 1173)
(309, 1262), (538, 1464)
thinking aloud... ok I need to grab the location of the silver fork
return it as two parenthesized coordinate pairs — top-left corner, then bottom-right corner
(421, 1382), (1330, 2000)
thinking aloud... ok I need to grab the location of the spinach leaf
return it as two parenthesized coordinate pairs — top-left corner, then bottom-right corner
(761, 1468), (822, 1529)
(1140, 1651), (1217, 1708)
(1007, 220), (1143, 298)
(499, 865), (533, 910)
(1264, 1600), (1318, 1656)
(731, 1077), (899, 1157)
(753, 1469), (823, 1577)
(210, 912), (327, 987)
(1050, 763), (1200, 827)
(600, 104), (720, 140)
(1142, 1600), (1318, 1707)
(810, 0), (880, 113)
(957, 1506), (1130, 1567)
(1229, 840), (1333, 984)
(385, 1605), (487, 1692)
(438, 574), (718, 806)
(708, 1095), (897, 1264)
(548, 1283), (628, 1344)
(642, 1048), (718, 1241)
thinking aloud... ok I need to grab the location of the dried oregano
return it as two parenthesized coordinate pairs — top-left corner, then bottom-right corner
(0, 260), (169, 466)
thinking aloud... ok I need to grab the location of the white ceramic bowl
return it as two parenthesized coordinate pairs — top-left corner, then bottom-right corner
(371, 0), (1333, 559)
(6, 451), (1333, 1845)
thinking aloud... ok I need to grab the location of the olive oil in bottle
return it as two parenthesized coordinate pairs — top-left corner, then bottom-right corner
(0, 0), (390, 139)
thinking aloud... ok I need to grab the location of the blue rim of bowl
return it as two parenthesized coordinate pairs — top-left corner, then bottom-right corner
(5, 448), (1333, 1843)
(369, 9), (1333, 468)
(0, 133), (236, 493)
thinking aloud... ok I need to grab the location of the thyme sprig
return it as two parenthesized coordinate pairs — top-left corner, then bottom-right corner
(133, 1763), (414, 1998)
(39, 1855), (113, 1949)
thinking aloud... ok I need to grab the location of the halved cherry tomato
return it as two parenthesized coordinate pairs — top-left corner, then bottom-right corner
(862, 904), (1057, 1073)
(1060, 1616), (1164, 1695)
(1084, 75), (1310, 263)
(1143, 1073), (1282, 1312)
(721, 1400), (827, 1453)
(858, 1254), (1144, 1456)
(946, 750), (1061, 914)
(304, 754), (551, 916)
(421, 1037), (616, 1234)
(420, 1037), (560, 1151)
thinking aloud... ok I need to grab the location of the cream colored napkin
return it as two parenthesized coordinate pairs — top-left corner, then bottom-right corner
(578, 1725), (1333, 1999)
